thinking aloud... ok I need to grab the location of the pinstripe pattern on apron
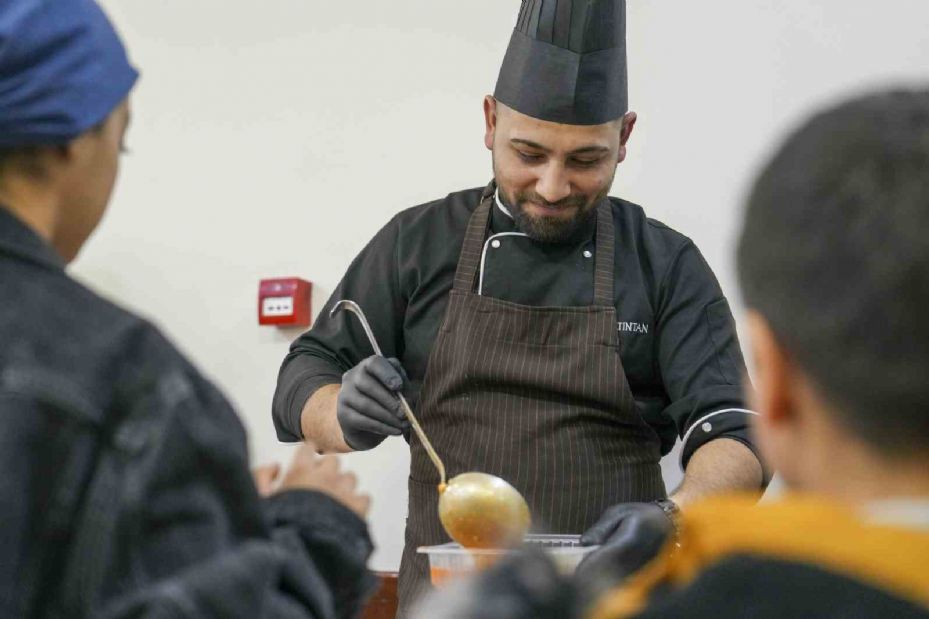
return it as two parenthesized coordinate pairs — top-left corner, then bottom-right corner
(397, 181), (665, 616)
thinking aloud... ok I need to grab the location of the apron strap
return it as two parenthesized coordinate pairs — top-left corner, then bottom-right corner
(593, 199), (615, 306)
(452, 180), (496, 293)
(453, 180), (616, 307)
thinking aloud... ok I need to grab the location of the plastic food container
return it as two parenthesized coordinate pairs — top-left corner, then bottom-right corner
(418, 535), (597, 586)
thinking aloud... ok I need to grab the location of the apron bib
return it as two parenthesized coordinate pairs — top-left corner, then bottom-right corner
(397, 182), (665, 615)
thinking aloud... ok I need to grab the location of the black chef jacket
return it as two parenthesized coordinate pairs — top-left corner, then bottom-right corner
(273, 186), (757, 468)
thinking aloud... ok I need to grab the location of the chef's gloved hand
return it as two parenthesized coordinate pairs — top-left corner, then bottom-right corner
(575, 501), (677, 597)
(337, 356), (411, 451)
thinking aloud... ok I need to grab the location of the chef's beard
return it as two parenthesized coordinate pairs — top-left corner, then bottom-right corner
(493, 153), (614, 244)
(502, 189), (599, 244)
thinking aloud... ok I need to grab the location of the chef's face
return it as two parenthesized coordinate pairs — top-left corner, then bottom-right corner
(484, 96), (636, 243)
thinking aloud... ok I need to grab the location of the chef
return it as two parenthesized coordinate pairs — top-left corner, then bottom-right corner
(273, 0), (765, 614)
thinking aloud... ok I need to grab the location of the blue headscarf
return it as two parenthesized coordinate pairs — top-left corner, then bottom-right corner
(0, 0), (138, 147)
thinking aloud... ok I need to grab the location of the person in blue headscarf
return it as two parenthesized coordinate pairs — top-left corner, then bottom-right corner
(0, 0), (137, 262)
(0, 2), (376, 618)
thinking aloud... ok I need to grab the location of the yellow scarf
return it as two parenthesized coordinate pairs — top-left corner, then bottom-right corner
(589, 494), (929, 619)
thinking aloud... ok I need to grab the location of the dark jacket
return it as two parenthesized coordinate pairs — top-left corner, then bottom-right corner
(621, 555), (929, 619)
(594, 495), (929, 619)
(0, 207), (376, 619)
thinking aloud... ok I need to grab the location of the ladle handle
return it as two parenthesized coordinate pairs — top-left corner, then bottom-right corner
(330, 300), (447, 487)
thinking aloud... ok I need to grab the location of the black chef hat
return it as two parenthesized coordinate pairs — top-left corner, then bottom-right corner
(494, 0), (628, 126)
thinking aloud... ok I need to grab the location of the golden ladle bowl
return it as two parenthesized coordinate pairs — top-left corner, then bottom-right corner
(438, 472), (531, 549)
(331, 300), (532, 549)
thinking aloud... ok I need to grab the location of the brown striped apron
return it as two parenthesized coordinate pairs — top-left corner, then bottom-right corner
(396, 182), (665, 616)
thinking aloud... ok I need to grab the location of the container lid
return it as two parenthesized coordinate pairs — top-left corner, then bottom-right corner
(418, 534), (597, 556)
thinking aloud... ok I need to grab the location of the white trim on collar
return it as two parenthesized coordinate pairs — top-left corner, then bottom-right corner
(482, 190), (527, 296)
(495, 190), (514, 220)
(478, 232), (529, 295)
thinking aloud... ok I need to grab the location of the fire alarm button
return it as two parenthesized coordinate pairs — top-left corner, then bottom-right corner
(258, 278), (312, 327)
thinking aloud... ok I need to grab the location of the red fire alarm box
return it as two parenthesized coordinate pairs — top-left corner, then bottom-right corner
(258, 278), (312, 327)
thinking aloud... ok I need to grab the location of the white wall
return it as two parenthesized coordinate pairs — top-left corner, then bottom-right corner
(76, 1), (929, 571)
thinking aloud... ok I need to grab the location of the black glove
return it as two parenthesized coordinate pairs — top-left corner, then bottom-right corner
(575, 501), (676, 597)
(337, 356), (410, 451)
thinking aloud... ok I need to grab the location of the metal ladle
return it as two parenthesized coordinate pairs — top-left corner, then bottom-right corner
(331, 300), (531, 549)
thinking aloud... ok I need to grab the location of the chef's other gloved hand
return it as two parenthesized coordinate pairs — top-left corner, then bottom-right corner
(412, 549), (578, 619)
(575, 501), (676, 598)
(337, 356), (411, 451)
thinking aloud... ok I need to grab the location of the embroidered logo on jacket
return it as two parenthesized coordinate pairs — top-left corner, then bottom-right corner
(617, 321), (650, 335)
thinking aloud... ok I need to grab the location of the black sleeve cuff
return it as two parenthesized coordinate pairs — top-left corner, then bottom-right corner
(272, 368), (342, 442)
(680, 409), (771, 486)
